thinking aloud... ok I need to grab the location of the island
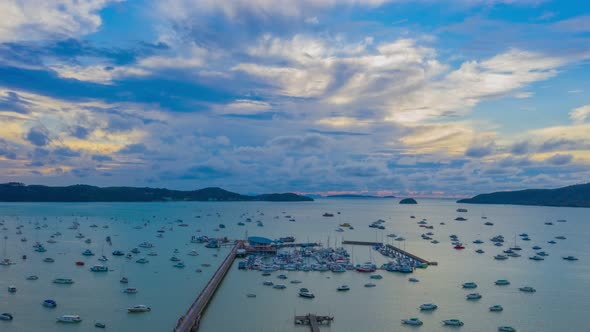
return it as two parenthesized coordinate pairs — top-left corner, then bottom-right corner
(0, 183), (314, 202)
(399, 198), (417, 204)
(457, 183), (590, 208)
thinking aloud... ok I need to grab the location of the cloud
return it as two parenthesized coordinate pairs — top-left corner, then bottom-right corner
(546, 153), (573, 165)
(92, 154), (113, 162)
(268, 133), (330, 152)
(0, 0), (121, 43)
(26, 126), (50, 146)
(465, 143), (494, 158)
(570, 105), (590, 123)
(510, 141), (530, 155)
(118, 143), (148, 154)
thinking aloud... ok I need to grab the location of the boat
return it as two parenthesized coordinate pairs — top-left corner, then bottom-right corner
(90, 265), (109, 272)
(563, 256), (578, 261)
(475, 249), (485, 254)
(532, 246), (542, 250)
(138, 242), (154, 248)
(75, 261), (84, 266)
(466, 293), (482, 300)
(148, 252), (158, 256)
(120, 277), (129, 284)
(495, 279), (510, 285)
(555, 236), (566, 240)
(473, 239), (484, 244)
(519, 286), (536, 293)
(135, 257), (149, 264)
(489, 305), (503, 312)
(273, 284), (286, 289)
(494, 254), (508, 260)
(290, 280), (302, 284)
(123, 288), (138, 294)
(7, 285), (16, 293)
(81, 249), (94, 256)
(356, 263), (376, 273)
(408, 277), (419, 282)
(370, 274), (383, 280)
(246, 294), (256, 298)
(548, 240), (557, 244)
(43, 299), (57, 308)
(322, 213), (334, 217)
(131, 248), (140, 254)
(529, 255), (544, 261)
(56, 315), (82, 323)
(127, 305), (151, 313)
(95, 322), (106, 328)
(462, 282), (477, 289)
(188, 250), (199, 256)
(0, 313), (13, 321)
(364, 283), (376, 288)
(337, 285), (350, 291)
(298, 288), (315, 298)
(484, 222), (494, 226)
(454, 245), (465, 249)
(263, 281), (273, 286)
(26, 275), (39, 280)
(53, 278), (74, 284)
(498, 327), (516, 332)
(443, 319), (464, 326)
(43, 257), (55, 263)
(339, 223), (351, 227)
(419, 303), (438, 310)
(401, 318), (423, 326)
(173, 262), (185, 268)
(112, 250), (125, 256)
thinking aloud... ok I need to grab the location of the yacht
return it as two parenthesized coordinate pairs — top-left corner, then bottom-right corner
(466, 293), (482, 300)
(489, 305), (503, 312)
(462, 282), (477, 289)
(495, 279), (510, 285)
(419, 303), (438, 310)
(442, 319), (464, 326)
(56, 315), (82, 323)
(498, 327), (516, 332)
(127, 305), (151, 313)
(401, 318), (423, 326)
(563, 256), (578, 261)
(90, 265), (108, 272)
(337, 285), (350, 291)
(43, 299), (57, 308)
(519, 286), (536, 293)
(298, 288), (315, 298)
(53, 278), (74, 284)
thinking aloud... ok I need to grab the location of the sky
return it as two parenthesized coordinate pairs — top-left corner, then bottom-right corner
(0, 0), (589, 197)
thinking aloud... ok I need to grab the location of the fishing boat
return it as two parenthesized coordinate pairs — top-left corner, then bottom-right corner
(419, 303), (438, 310)
(401, 318), (423, 326)
(127, 305), (151, 313)
(337, 285), (350, 291)
(53, 278), (74, 284)
(56, 315), (82, 323)
(442, 319), (464, 326)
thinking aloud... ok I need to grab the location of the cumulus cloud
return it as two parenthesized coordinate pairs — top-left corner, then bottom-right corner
(26, 126), (50, 146)
(546, 153), (573, 165)
(570, 105), (590, 123)
(465, 144), (495, 158)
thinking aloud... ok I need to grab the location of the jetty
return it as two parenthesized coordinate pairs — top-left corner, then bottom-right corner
(342, 240), (437, 266)
(173, 241), (244, 332)
(294, 314), (334, 331)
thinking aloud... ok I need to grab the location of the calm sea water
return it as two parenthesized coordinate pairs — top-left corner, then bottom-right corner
(0, 199), (589, 332)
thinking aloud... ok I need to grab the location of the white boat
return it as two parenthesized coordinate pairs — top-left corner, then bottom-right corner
(56, 315), (82, 323)
(298, 288), (314, 298)
(442, 319), (464, 326)
(127, 305), (151, 313)
(401, 318), (423, 326)
(419, 303), (438, 310)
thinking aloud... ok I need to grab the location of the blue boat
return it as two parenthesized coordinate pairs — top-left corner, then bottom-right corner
(43, 299), (57, 308)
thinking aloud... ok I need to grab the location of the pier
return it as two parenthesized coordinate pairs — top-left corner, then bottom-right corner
(294, 314), (334, 331)
(342, 240), (437, 266)
(173, 241), (244, 332)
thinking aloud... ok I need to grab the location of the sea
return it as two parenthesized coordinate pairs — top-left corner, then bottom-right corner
(0, 199), (588, 332)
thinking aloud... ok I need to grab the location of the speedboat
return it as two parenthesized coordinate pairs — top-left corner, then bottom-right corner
(462, 282), (477, 289)
(0, 313), (13, 321)
(519, 286), (536, 293)
(337, 285), (350, 291)
(466, 293), (482, 300)
(489, 305), (503, 312)
(127, 305), (151, 313)
(56, 315), (82, 323)
(43, 299), (57, 308)
(498, 327), (516, 332)
(123, 288), (138, 294)
(90, 265), (109, 272)
(298, 288), (315, 298)
(495, 279), (510, 286)
(112, 250), (125, 256)
(442, 319), (464, 326)
(53, 278), (74, 284)
(401, 318), (423, 326)
(563, 256), (578, 261)
(419, 303), (438, 310)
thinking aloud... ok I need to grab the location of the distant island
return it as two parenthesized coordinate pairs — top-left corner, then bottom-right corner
(457, 183), (590, 208)
(325, 194), (396, 198)
(0, 183), (313, 202)
(399, 198), (417, 204)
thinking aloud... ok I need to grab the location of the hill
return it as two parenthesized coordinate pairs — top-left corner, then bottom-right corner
(326, 194), (396, 198)
(457, 183), (590, 208)
(0, 183), (313, 202)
